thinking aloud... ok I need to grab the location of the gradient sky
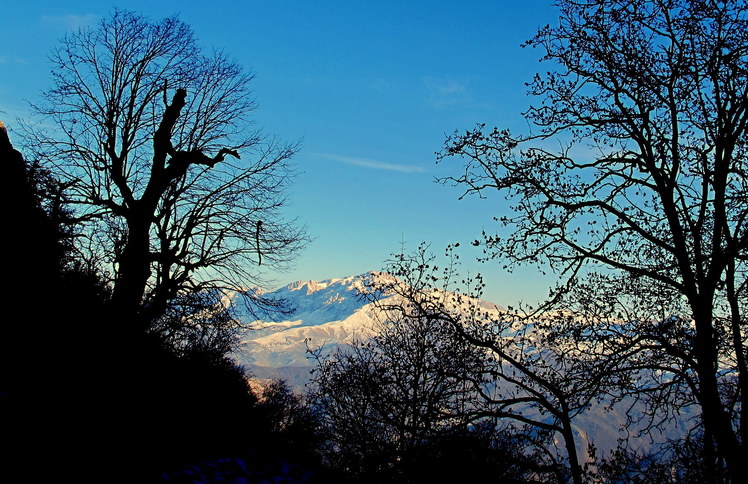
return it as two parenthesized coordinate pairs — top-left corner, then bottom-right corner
(1, 1), (563, 306)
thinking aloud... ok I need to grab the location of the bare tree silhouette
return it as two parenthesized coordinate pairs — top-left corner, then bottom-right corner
(24, 9), (307, 326)
(439, 1), (748, 479)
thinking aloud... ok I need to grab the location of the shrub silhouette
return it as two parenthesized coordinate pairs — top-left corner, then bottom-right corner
(1, 124), (319, 482)
(1, 122), (114, 480)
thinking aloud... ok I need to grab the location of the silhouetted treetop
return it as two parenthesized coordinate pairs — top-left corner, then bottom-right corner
(439, 1), (748, 481)
(24, 9), (307, 324)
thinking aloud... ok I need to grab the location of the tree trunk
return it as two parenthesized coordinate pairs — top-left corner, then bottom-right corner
(111, 209), (152, 328)
(691, 306), (744, 482)
(110, 89), (186, 327)
(559, 408), (584, 484)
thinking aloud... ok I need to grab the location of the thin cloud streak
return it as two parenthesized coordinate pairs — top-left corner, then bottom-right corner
(0, 57), (26, 65)
(314, 153), (426, 173)
(423, 76), (470, 109)
(41, 14), (98, 31)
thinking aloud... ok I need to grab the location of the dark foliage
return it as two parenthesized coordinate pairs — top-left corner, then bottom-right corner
(1, 122), (114, 481)
(0, 124), (323, 483)
(591, 431), (724, 484)
(1, 9), (314, 480)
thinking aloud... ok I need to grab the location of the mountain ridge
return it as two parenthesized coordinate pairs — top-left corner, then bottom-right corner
(233, 271), (504, 370)
(232, 273), (385, 370)
(230, 272), (695, 462)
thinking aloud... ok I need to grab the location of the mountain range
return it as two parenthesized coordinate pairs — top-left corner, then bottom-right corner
(232, 272), (504, 380)
(230, 273), (695, 460)
(232, 273), (386, 383)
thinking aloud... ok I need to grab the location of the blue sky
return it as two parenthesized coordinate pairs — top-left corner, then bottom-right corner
(1, 1), (561, 305)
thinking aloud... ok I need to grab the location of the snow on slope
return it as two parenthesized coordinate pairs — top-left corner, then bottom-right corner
(232, 272), (504, 369)
(230, 273), (695, 461)
(232, 274), (385, 368)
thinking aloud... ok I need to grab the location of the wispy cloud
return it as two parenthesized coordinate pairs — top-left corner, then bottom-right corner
(423, 76), (471, 109)
(0, 56), (25, 65)
(41, 13), (98, 31)
(314, 153), (426, 173)
(367, 78), (395, 92)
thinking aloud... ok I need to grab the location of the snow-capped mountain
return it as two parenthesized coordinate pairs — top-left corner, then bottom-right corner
(232, 273), (386, 372)
(232, 272), (503, 374)
(230, 273), (695, 461)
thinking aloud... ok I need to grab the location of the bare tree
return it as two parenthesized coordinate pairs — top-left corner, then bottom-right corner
(370, 246), (621, 484)
(24, 9), (306, 325)
(438, 0), (748, 479)
(309, 283), (481, 478)
(308, 268), (537, 482)
(309, 246), (616, 483)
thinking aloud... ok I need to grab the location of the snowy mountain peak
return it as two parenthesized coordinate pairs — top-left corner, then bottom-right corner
(234, 271), (504, 370)
(283, 272), (390, 295)
(234, 273), (385, 369)
(286, 279), (328, 294)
